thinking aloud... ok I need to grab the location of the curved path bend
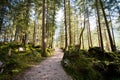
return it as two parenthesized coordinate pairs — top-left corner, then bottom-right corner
(15, 48), (72, 80)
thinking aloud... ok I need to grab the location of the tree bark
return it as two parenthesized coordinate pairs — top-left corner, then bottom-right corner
(96, 0), (104, 51)
(0, 19), (2, 34)
(78, 15), (85, 50)
(86, 7), (93, 48)
(24, 0), (31, 45)
(82, 35), (84, 49)
(42, 0), (46, 54)
(95, 12), (101, 47)
(68, 0), (72, 46)
(99, 0), (115, 52)
(109, 12), (116, 50)
(104, 29), (110, 51)
(33, 19), (37, 46)
(64, 0), (68, 50)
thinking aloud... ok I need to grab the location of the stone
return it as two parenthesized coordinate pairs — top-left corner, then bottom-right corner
(0, 61), (3, 67)
(18, 47), (25, 52)
(0, 61), (4, 73)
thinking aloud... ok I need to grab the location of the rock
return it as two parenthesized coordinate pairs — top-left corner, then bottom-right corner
(8, 48), (12, 56)
(0, 61), (3, 67)
(63, 59), (70, 67)
(18, 47), (25, 52)
(0, 61), (4, 73)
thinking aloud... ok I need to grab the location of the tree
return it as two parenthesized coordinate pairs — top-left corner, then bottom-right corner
(64, 0), (68, 50)
(96, 0), (104, 51)
(24, 0), (31, 45)
(99, 0), (116, 52)
(68, 0), (72, 46)
(42, 0), (46, 55)
(86, 6), (93, 48)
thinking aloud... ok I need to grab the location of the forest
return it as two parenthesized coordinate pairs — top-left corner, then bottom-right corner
(0, 0), (120, 80)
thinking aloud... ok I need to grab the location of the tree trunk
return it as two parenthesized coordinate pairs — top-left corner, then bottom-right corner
(33, 19), (37, 46)
(97, 23), (101, 47)
(109, 12), (116, 50)
(14, 25), (19, 42)
(96, 0), (104, 51)
(68, 0), (72, 46)
(50, 0), (56, 48)
(104, 29), (110, 51)
(82, 35), (84, 49)
(86, 7), (93, 48)
(64, 0), (68, 50)
(95, 12), (101, 47)
(0, 19), (3, 34)
(24, 0), (30, 45)
(78, 15), (85, 50)
(99, 0), (115, 52)
(42, 0), (46, 55)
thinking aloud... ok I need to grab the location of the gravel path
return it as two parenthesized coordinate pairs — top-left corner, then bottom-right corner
(15, 48), (72, 80)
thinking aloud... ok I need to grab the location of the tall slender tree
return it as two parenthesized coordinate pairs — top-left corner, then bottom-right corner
(99, 0), (116, 51)
(96, 0), (104, 51)
(87, 8), (93, 48)
(64, 0), (68, 50)
(42, 0), (46, 55)
(68, 0), (72, 46)
(109, 11), (116, 50)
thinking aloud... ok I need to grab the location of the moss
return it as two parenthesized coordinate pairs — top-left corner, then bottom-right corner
(62, 46), (120, 80)
(62, 49), (103, 80)
(0, 43), (44, 80)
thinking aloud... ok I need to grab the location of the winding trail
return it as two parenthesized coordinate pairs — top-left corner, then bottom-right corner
(15, 48), (72, 80)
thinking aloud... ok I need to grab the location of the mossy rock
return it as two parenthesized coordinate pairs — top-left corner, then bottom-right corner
(93, 61), (107, 74)
(104, 52), (118, 61)
(88, 47), (104, 54)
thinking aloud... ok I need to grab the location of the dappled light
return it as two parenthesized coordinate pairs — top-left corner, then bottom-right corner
(0, 0), (120, 80)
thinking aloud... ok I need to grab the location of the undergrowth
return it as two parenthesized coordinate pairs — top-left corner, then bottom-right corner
(62, 46), (120, 80)
(0, 42), (54, 80)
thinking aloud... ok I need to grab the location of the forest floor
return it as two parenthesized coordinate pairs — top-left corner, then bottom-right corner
(14, 48), (72, 80)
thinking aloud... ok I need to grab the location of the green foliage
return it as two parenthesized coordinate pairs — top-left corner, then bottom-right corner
(0, 42), (43, 80)
(62, 46), (120, 80)
(41, 48), (54, 57)
(88, 47), (119, 61)
(62, 49), (102, 80)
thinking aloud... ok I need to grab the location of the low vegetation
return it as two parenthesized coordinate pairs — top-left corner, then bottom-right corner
(62, 46), (120, 80)
(0, 42), (54, 80)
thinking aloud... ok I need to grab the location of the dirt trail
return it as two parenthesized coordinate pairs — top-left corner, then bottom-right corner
(15, 48), (72, 80)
